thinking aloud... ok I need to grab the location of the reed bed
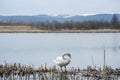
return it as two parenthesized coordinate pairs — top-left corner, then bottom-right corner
(0, 63), (120, 80)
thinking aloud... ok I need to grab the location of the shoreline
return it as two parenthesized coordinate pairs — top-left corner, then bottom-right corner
(0, 26), (120, 33)
(0, 29), (120, 33)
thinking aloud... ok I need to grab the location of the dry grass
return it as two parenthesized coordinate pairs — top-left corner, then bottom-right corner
(0, 25), (120, 33)
(0, 63), (120, 80)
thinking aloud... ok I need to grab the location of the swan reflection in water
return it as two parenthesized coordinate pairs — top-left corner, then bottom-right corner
(53, 53), (71, 71)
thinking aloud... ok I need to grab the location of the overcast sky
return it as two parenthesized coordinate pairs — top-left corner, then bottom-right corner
(0, 0), (120, 15)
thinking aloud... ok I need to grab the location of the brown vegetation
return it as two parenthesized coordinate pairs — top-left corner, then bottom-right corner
(0, 25), (120, 33)
(0, 62), (120, 80)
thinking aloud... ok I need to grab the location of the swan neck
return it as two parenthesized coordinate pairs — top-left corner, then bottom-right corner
(62, 54), (66, 59)
(62, 54), (70, 60)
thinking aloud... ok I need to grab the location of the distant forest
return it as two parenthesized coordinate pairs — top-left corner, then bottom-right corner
(0, 14), (120, 30)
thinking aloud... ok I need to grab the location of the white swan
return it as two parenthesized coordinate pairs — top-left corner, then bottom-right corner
(53, 53), (71, 71)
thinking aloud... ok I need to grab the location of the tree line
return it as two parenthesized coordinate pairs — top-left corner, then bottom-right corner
(0, 14), (120, 30)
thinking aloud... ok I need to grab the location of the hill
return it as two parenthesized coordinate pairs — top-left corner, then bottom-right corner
(0, 14), (120, 23)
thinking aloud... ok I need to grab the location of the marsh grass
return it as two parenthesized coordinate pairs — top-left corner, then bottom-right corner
(0, 63), (120, 80)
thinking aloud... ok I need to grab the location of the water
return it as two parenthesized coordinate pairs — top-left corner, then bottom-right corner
(0, 33), (120, 69)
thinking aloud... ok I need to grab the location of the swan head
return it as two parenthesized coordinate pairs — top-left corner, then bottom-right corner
(62, 53), (71, 59)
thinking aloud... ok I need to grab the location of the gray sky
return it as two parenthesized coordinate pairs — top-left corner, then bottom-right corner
(0, 0), (120, 15)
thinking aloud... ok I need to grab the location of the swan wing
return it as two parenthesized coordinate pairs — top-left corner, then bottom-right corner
(53, 56), (62, 63)
(53, 56), (70, 67)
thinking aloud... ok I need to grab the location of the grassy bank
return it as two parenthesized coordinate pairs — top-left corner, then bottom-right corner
(0, 25), (120, 33)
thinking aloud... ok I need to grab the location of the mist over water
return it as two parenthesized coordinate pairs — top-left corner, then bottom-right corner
(0, 33), (120, 69)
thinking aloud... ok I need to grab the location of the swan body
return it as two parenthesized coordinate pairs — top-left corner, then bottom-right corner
(53, 53), (71, 71)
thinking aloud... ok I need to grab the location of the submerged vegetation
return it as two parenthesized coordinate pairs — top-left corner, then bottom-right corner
(0, 62), (120, 80)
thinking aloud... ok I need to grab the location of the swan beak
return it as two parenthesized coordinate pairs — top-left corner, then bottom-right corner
(69, 54), (71, 58)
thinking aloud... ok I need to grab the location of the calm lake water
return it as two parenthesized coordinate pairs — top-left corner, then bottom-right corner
(0, 33), (120, 69)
